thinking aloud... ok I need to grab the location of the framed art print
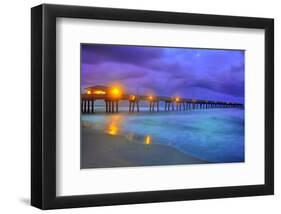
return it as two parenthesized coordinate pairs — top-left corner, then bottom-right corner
(31, 4), (274, 209)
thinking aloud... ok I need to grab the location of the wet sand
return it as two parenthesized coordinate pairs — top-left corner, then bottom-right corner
(81, 124), (206, 169)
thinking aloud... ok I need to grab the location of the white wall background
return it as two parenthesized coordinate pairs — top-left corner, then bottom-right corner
(0, 0), (278, 213)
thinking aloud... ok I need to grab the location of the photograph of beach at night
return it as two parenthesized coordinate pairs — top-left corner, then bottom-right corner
(80, 44), (245, 169)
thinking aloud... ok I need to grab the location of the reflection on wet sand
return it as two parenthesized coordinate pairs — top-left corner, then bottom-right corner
(105, 115), (121, 136)
(126, 133), (135, 141)
(104, 114), (152, 145)
(145, 135), (152, 145)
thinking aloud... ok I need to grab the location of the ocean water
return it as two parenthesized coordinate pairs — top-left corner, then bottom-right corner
(82, 108), (244, 163)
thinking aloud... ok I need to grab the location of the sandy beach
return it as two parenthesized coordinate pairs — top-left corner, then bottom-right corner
(81, 123), (206, 169)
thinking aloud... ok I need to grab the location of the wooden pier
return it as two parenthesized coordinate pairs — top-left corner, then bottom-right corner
(81, 85), (243, 113)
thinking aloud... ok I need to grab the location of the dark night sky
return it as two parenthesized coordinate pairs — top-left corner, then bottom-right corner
(81, 44), (244, 103)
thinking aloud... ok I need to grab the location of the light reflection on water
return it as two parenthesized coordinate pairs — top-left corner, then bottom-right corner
(82, 109), (244, 163)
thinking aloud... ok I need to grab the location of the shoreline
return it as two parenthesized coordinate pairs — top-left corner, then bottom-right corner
(81, 123), (206, 169)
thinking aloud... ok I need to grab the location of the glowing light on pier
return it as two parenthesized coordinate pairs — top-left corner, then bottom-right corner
(87, 90), (91, 95)
(130, 95), (136, 101)
(93, 90), (106, 95)
(175, 97), (180, 102)
(110, 87), (122, 98)
(148, 96), (153, 101)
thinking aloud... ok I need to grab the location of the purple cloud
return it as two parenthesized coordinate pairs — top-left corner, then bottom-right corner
(81, 44), (245, 103)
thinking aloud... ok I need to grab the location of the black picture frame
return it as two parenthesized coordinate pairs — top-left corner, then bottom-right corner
(31, 4), (274, 210)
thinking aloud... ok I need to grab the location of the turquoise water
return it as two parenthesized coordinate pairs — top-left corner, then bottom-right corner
(82, 108), (244, 163)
